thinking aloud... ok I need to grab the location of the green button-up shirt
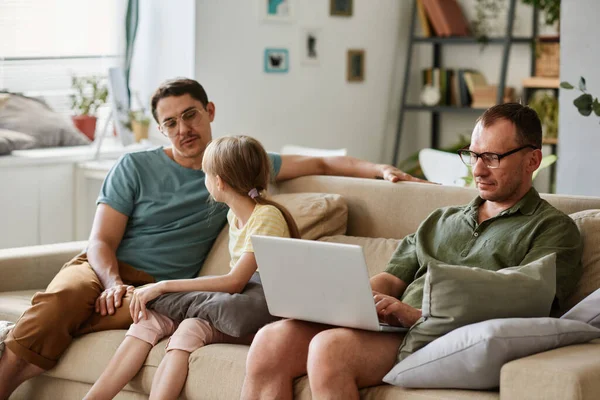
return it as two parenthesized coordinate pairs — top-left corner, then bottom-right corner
(385, 188), (583, 310)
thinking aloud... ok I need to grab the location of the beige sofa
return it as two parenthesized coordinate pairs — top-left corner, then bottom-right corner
(3, 176), (600, 400)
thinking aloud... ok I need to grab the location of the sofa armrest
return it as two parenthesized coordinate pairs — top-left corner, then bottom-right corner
(500, 340), (600, 400)
(0, 241), (87, 292)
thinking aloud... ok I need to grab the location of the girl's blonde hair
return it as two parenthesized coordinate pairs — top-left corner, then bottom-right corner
(203, 135), (301, 239)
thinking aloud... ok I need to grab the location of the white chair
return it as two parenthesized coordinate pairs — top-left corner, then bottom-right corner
(280, 145), (347, 157)
(418, 148), (469, 186)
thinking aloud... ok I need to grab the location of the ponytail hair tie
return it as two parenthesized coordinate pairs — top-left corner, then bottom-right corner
(248, 188), (260, 199)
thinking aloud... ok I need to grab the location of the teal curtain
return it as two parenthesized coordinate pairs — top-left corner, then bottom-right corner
(124, 0), (139, 107)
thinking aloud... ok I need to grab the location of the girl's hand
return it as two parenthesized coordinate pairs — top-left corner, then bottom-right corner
(129, 282), (165, 323)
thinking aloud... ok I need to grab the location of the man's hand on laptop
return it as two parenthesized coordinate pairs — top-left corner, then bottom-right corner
(373, 291), (422, 328)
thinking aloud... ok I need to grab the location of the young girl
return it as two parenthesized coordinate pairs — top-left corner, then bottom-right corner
(85, 135), (300, 400)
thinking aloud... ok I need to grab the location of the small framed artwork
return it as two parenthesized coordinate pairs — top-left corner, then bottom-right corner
(330, 0), (353, 17)
(260, 0), (293, 22)
(264, 48), (289, 73)
(347, 49), (365, 82)
(300, 28), (321, 65)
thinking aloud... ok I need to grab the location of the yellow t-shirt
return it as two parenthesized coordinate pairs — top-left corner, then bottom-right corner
(227, 204), (291, 269)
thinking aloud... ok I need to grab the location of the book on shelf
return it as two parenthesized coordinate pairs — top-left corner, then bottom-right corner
(422, 68), (455, 106)
(416, 0), (431, 37)
(421, 69), (515, 108)
(420, 0), (470, 37)
(471, 86), (515, 109)
(463, 71), (488, 95)
(522, 76), (560, 89)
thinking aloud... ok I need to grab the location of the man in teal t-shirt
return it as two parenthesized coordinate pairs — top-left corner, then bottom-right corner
(1, 78), (425, 392)
(97, 147), (281, 281)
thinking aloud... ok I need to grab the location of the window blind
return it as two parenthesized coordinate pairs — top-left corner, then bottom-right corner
(0, 0), (126, 123)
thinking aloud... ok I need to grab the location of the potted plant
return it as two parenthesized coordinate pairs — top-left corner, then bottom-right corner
(70, 75), (109, 140)
(128, 109), (150, 142)
(120, 91), (150, 143)
(528, 89), (559, 139)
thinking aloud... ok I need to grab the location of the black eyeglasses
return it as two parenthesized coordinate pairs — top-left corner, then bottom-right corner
(458, 145), (539, 169)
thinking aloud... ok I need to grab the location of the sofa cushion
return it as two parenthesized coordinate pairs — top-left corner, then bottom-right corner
(199, 193), (348, 277)
(384, 318), (600, 390)
(318, 235), (401, 277)
(564, 210), (600, 312)
(0, 129), (36, 155)
(271, 193), (348, 239)
(561, 288), (600, 329)
(0, 290), (38, 322)
(398, 253), (557, 361)
(0, 93), (90, 147)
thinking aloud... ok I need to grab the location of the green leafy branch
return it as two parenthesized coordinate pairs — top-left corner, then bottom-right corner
(561, 77), (600, 122)
(70, 75), (108, 116)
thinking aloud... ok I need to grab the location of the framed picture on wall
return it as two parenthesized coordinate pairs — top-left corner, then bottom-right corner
(347, 49), (365, 82)
(300, 28), (321, 65)
(330, 0), (353, 17)
(260, 0), (293, 22)
(264, 48), (289, 73)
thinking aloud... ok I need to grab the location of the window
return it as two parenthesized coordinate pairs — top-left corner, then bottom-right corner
(0, 0), (126, 122)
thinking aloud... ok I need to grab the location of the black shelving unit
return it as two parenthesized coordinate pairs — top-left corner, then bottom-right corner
(391, 0), (539, 166)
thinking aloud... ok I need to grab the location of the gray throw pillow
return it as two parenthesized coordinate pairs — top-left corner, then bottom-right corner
(0, 129), (36, 155)
(148, 273), (278, 337)
(383, 317), (600, 389)
(0, 93), (90, 147)
(397, 253), (557, 361)
(561, 288), (600, 329)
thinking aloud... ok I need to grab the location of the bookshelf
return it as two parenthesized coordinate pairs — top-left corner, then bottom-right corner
(392, 0), (539, 165)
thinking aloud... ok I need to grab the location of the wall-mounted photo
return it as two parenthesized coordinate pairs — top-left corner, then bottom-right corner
(347, 49), (365, 82)
(330, 0), (353, 17)
(300, 28), (321, 65)
(264, 48), (289, 73)
(260, 0), (293, 22)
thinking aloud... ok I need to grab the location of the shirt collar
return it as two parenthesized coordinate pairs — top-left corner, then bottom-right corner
(465, 187), (541, 217)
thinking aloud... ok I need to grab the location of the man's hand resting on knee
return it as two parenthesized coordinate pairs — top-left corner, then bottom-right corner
(373, 292), (422, 328)
(95, 284), (134, 316)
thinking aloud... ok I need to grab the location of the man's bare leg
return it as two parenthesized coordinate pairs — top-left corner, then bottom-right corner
(0, 347), (45, 400)
(241, 320), (330, 400)
(307, 328), (405, 400)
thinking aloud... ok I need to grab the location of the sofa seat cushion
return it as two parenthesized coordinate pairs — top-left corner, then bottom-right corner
(0, 289), (38, 322)
(41, 328), (499, 400)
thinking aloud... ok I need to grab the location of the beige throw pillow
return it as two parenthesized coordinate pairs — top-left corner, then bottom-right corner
(271, 193), (348, 239)
(318, 235), (400, 277)
(199, 193), (348, 277)
(564, 210), (600, 311)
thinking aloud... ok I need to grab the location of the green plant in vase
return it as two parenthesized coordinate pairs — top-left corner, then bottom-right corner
(70, 75), (108, 140)
(528, 90), (558, 139)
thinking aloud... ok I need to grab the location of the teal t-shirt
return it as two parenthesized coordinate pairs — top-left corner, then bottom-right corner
(97, 147), (282, 281)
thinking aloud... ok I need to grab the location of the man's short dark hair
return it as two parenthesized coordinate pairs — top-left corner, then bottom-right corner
(150, 78), (209, 123)
(478, 103), (542, 149)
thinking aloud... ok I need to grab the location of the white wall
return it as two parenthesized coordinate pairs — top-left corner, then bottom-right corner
(129, 0), (196, 144)
(194, 0), (408, 161)
(556, 0), (600, 196)
(131, 1), (549, 169)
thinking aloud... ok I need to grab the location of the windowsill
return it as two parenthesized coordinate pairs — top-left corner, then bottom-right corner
(1, 137), (157, 167)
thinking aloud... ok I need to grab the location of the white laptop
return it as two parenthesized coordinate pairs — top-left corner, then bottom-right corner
(251, 235), (408, 333)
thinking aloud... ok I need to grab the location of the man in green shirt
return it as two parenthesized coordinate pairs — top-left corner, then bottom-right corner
(242, 103), (583, 400)
(0, 78), (426, 399)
